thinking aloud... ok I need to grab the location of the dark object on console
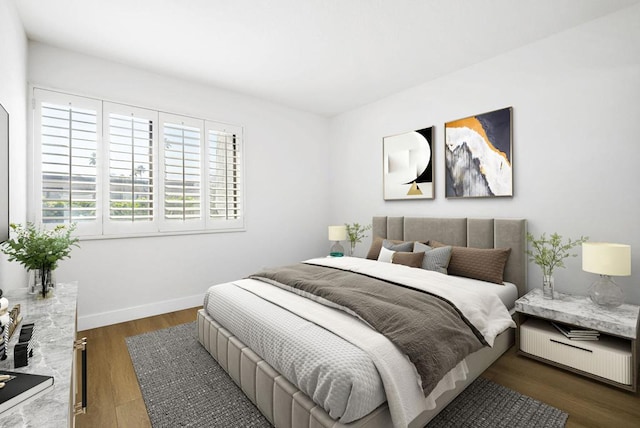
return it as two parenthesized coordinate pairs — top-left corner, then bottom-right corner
(14, 323), (34, 368)
(18, 325), (33, 343)
(14, 344), (28, 368)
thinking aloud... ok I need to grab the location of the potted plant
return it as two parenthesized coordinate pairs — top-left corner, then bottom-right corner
(526, 232), (588, 299)
(1, 222), (79, 297)
(344, 222), (372, 256)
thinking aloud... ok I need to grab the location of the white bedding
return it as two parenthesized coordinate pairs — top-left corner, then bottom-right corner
(205, 281), (386, 423)
(445, 276), (519, 309)
(203, 257), (515, 427)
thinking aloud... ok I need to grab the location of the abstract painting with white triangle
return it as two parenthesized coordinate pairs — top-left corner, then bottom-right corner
(383, 127), (433, 200)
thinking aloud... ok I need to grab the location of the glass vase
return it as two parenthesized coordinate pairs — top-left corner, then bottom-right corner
(349, 241), (356, 257)
(542, 274), (554, 299)
(29, 267), (55, 297)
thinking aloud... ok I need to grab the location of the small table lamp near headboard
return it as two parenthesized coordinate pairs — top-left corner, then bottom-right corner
(328, 225), (347, 257)
(583, 242), (631, 308)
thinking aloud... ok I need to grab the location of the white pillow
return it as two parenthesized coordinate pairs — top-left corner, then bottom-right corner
(377, 246), (395, 263)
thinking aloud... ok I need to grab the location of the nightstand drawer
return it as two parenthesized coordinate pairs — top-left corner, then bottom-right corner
(521, 318), (632, 385)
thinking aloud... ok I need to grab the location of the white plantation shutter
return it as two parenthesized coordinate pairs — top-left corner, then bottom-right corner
(34, 90), (102, 236)
(33, 89), (244, 237)
(159, 113), (205, 231)
(207, 122), (243, 229)
(103, 103), (157, 234)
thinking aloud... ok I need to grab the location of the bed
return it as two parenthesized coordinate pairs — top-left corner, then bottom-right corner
(197, 216), (527, 427)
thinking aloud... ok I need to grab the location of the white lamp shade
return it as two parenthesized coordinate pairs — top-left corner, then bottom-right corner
(582, 242), (631, 276)
(328, 225), (347, 241)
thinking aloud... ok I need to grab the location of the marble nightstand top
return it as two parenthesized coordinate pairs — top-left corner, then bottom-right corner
(515, 288), (640, 339)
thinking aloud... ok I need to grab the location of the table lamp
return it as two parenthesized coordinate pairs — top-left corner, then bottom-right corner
(582, 242), (631, 308)
(328, 225), (347, 257)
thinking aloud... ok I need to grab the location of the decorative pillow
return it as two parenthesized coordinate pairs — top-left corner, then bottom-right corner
(413, 242), (452, 275)
(367, 237), (391, 259)
(384, 239), (414, 252)
(392, 251), (425, 268)
(429, 240), (511, 284)
(366, 237), (414, 260)
(377, 246), (395, 263)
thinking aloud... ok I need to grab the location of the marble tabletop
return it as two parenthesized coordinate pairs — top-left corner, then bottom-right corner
(0, 282), (78, 427)
(515, 288), (640, 339)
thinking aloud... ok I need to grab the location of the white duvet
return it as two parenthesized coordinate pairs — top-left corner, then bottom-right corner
(204, 257), (515, 427)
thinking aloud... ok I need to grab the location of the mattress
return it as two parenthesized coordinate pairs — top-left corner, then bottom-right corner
(203, 258), (515, 427)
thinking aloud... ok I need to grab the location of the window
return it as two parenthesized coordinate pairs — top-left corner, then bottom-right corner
(35, 91), (102, 236)
(159, 113), (203, 231)
(103, 103), (157, 235)
(33, 88), (244, 237)
(207, 123), (242, 228)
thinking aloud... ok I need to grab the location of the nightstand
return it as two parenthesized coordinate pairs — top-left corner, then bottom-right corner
(515, 288), (640, 392)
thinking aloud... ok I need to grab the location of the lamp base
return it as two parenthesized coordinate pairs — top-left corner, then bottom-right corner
(589, 275), (624, 308)
(329, 241), (344, 257)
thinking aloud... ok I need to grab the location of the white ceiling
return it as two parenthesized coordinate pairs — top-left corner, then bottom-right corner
(13, 0), (640, 116)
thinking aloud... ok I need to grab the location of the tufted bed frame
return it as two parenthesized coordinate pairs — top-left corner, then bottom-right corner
(197, 216), (527, 428)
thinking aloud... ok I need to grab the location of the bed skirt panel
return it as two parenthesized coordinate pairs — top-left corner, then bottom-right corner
(197, 309), (393, 428)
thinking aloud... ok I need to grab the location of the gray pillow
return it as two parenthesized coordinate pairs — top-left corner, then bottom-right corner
(383, 239), (414, 253)
(414, 242), (452, 275)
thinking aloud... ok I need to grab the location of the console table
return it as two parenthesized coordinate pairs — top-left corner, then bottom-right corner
(0, 282), (80, 427)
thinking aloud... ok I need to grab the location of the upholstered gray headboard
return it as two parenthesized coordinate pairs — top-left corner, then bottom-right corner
(372, 216), (527, 297)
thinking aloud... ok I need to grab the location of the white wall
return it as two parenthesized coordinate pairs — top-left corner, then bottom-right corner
(0, 0), (29, 291)
(328, 5), (640, 304)
(28, 43), (330, 329)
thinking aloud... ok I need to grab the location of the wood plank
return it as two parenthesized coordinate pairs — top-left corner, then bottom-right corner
(115, 398), (152, 428)
(107, 322), (146, 405)
(75, 327), (119, 428)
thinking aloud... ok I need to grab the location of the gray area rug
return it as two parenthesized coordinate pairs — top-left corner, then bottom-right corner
(127, 322), (568, 428)
(126, 322), (271, 427)
(427, 376), (568, 427)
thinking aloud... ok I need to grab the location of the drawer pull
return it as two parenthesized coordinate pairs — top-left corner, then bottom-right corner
(550, 338), (593, 353)
(74, 337), (88, 414)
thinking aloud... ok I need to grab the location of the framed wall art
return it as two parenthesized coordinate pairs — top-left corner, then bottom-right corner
(444, 107), (512, 198)
(383, 127), (433, 200)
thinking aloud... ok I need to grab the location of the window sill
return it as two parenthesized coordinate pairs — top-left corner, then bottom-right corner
(77, 227), (246, 241)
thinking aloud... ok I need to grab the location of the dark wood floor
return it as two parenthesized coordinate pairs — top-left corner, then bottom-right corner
(75, 308), (640, 428)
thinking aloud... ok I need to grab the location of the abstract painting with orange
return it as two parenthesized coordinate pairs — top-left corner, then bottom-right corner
(444, 107), (512, 197)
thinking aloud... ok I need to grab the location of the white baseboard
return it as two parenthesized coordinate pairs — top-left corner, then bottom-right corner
(77, 294), (204, 331)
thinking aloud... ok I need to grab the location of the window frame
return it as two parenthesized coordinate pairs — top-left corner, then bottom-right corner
(31, 87), (245, 239)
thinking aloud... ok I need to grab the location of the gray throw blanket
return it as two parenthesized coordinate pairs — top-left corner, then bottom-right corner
(250, 263), (486, 396)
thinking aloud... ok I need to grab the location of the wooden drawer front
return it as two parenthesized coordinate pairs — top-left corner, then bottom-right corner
(521, 318), (632, 385)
